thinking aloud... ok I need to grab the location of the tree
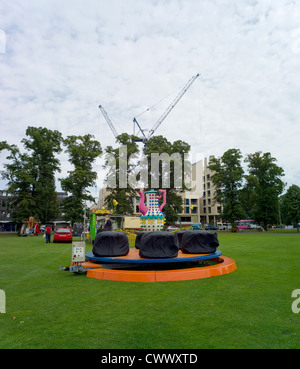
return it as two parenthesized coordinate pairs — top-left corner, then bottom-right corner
(0, 141), (11, 152)
(2, 127), (63, 224)
(103, 134), (191, 226)
(60, 134), (102, 225)
(21, 127), (63, 224)
(2, 144), (36, 222)
(103, 133), (140, 226)
(143, 135), (191, 225)
(239, 174), (259, 220)
(280, 185), (300, 231)
(208, 149), (245, 229)
(245, 152), (285, 230)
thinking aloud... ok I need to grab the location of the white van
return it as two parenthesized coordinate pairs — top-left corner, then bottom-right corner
(217, 222), (232, 231)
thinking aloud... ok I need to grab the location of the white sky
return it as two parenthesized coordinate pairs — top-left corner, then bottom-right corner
(0, 0), (300, 199)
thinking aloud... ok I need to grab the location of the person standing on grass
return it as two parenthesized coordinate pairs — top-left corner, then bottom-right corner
(45, 225), (52, 243)
(34, 223), (40, 236)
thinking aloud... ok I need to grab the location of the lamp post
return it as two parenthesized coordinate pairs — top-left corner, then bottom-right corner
(82, 200), (87, 241)
(278, 198), (282, 229)
(109, 198), (118, 227)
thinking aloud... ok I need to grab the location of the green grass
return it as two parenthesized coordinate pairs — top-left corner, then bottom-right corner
(266, 228), (300, 234)
(0, 232), (299, 349)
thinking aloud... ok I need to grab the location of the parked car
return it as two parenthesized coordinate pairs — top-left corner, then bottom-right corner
(217, 222), (232, 231)
(191, 223), (202, 230)
(249, 224), (264, 231)
(205, 225), (217, 231)
(167, 226), (179, 232)
(53, 228), (73, 243)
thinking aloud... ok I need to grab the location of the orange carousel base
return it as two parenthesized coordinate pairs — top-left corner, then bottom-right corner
(85, 256), (237, 283)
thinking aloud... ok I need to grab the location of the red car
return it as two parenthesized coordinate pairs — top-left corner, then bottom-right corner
(53, 228), (73, 243)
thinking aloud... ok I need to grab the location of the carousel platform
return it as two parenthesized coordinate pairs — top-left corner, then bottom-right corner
(84, 248), (237, 282)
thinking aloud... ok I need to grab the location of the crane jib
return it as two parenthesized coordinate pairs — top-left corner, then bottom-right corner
(99, 73), (200, 145)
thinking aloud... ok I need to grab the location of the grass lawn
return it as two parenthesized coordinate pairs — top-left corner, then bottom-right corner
(0, 231), (299, 349)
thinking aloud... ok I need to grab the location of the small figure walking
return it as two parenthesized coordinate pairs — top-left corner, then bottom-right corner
(45, 225), (52, 244)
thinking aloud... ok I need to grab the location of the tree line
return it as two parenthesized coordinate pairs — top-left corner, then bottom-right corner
(208, 148), (300, 231)
(101, 134), (299, 230)
(0, 127), (102, 225)
(0, 127), (189, 226)
(1, 127), (298, 230)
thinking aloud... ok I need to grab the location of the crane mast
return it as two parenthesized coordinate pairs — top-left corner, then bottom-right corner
(147, 73), (199, 140)
(133, 117), (147, 142)
(133, 73), (200, 145)
(99, 73), (200, 146)
(99, 105), (119, 138)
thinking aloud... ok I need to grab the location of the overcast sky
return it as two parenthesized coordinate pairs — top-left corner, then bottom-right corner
(0, 0), (299, 199)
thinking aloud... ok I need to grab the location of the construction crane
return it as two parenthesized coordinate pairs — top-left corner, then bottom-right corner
(99, 73), (200, 145)
(133, 73), (200, 146)
(99, 105), (119, 138)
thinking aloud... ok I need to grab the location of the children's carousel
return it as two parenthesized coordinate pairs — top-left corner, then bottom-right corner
(62, 189), (237, 282)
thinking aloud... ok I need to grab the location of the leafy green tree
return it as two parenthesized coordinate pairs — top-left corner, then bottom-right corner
(0, 141), (11, 152)
(60, 134), (102, 225)
(2, 144), (36, 222)
(208, 149), (245, 230)
(239, 174), (259, 220)
(245, 152), (285, 230)
(21, 127), (63, 223)
(280, 185), (300, 231)
(143, 135), (191, 225)
(2, 127), (63, 224)
(104, 133), (140, 226)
